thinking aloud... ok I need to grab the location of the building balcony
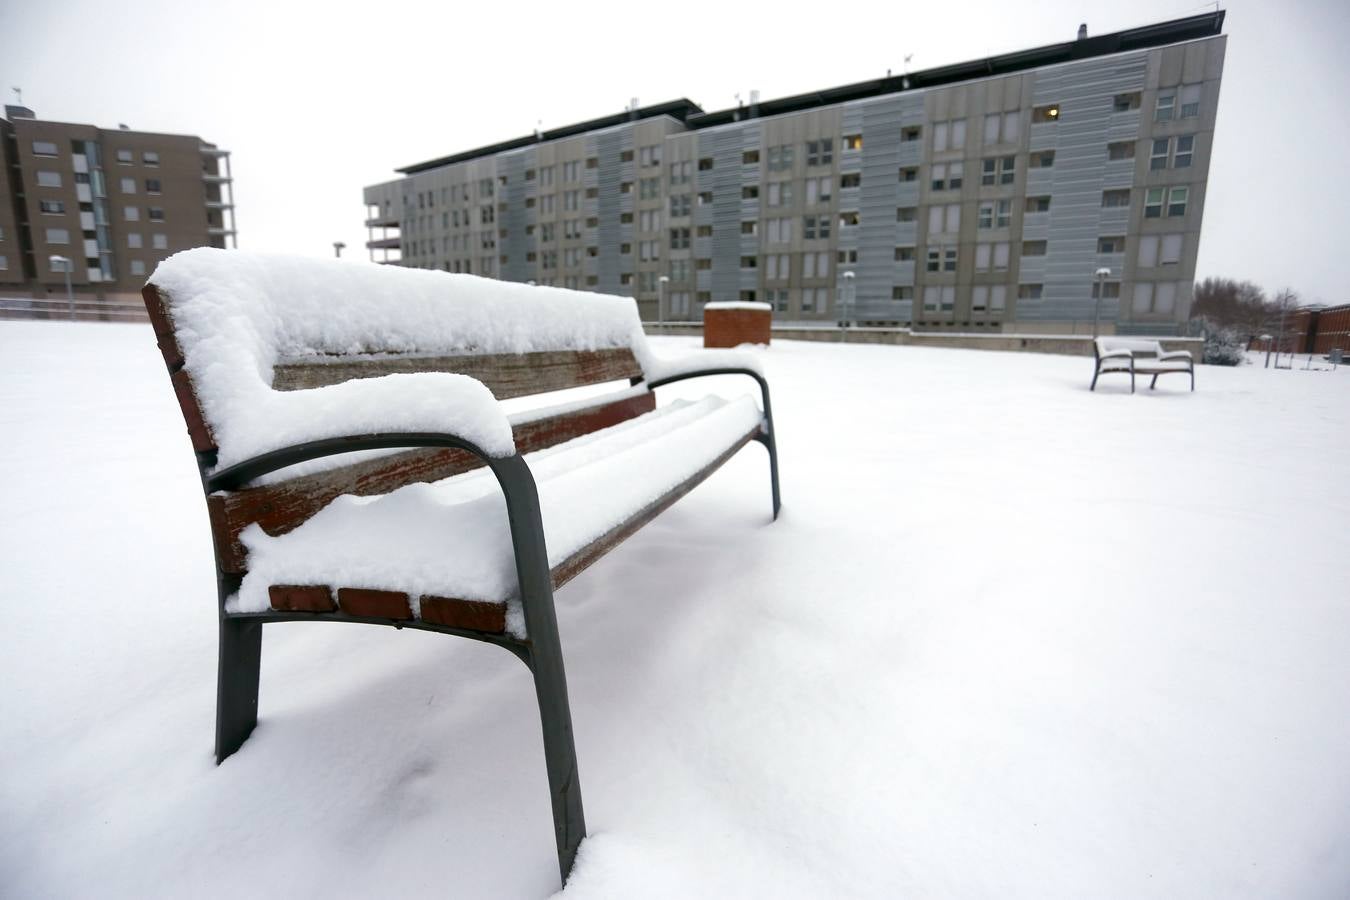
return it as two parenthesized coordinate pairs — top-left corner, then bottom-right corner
(207, 226), (237, 237)
(365, 215), (400, 228)
(205, 199), (234, 210)
(200, 145), (231, 157)
(367, 236), (402, 250)
(202, 172), (232, 184)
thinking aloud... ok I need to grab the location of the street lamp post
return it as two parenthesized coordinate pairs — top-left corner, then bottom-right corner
(1091, 267), (1111, 338)
(658, 275), (670, 324)
(49, 255), (73, 319)
(842, 270), (855, 329)
(333, 241), (346, 258)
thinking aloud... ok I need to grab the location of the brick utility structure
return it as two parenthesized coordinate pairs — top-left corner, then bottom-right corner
(0, 105), (235, 303)
(365, 12), (1225, 336)
(704, 302), (772, 348)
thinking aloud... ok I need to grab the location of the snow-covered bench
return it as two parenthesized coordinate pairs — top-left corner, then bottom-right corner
(142, 249), (780, 886)
(1090, 337), (1195, 392)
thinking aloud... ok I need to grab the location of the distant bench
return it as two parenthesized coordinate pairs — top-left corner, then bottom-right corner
(143, 249), (781, 886)
(1091, 337), (1195, 392)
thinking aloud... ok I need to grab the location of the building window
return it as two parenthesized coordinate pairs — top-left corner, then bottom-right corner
(765, 217), (793, 242)
(806, 138), (833, 166)
(1018, 283), (1043, 300)
(1097, 236), (1125, 254)
(805, 176), (832, 205)
(1090, 281), (1121, 299)
(698, 191), (713, 205)
(1167, 186), (1188, 217)
(1113, 92), (1142, 112)
(741, 220), (757, 235)
(32, 140), (59, 156)
(932, 120), (967, 152)
(669, 160), (692, 185)
(564, 160), (582, 181)
(143, 151), (160, 166)
(897, 207), (916, 222)
(0, 255), (6, 270)
(1174, 135), (1194, 168)
(124, 206), (141, 222)
(1022, 240), (1047, 256)
(129, 260), (146, 276)
(803, 215), (831, 240)
(148, 207), (165, 222)
(670, 228), (691, 250)
(37, 171), (62, 188)
(1180, 84), (1201, 119)
(620, 150), (634, 163)
(768, 145), (795, 172)
(1102, 189), (1131, 208)
(971, 285), (988, 311)
(901, 125), (922, 142)
(894, 246), (914, 261)
(1160, 234), (1183, 265)
(839, 211), (860, 227)
(144, 178), (160, 195)
(1154, 93), (1175, 122)
(974, 241), (1010, 272)
(1030, 150), (1055, 168)
(980, 156), (1015, 186)
(1031, 104), (1060, 123)
(926, 248), (941, 272)
(639, 145), (661, 167)
(742, 185), (758, 200)
(1025, 196), (1050, 213)
(696, 225), (713, 237)
(927, 203), (960, 234)
(670, 194), (692, 218)
(984, 111), (1021, 144)
(892, 286), (914, 301)
(1107, 141), (1135, 161)
(740, 255), (757, 269)
(843, 134), (862, 151)
(839, 172), (861, 189)
(764, 253), (791, 280)
(837, 249), (858, 265)
(127, 233), (142, 249)
(638, 209), (661, 231)
(46, 227), (70, 244)
(115, 148), (132, 164)
(766, 182), (793, 207)
(38, 199), (65, 214)
(639, 178), (660, 200)
(743, 149), (760, 165)
(898, 167), (918, 183)
(152, 234), (168, 250)
(977, 199), (1011, 229)
(1150, 138), (1170, 171)
(802, 251), (830, 279)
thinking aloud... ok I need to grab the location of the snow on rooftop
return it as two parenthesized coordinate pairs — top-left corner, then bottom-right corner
(3, 321), (1349, 898)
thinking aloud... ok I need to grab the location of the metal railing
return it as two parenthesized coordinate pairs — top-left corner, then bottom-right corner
(0, 296), (149, 323)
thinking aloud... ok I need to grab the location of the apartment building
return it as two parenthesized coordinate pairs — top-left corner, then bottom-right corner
(364, 12), (1225, 335)
(0, 106), (236, 300)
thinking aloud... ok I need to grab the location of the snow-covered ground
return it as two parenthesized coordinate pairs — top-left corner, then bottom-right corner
(2, 320), (1347, 899)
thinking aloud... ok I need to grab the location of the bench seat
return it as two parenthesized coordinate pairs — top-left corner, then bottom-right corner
(1096, 356), (1193, 372)
(231, 394), (764, 636)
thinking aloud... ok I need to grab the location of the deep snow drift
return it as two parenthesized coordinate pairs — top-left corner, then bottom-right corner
(2, 321), (1347, 899)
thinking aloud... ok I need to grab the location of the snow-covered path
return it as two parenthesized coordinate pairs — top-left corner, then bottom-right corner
(2, 321), (1347, 899)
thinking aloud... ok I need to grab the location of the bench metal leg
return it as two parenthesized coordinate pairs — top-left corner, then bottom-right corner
(216, 617), (262, 764)
(489, 454), (586, 885)
(1090, 367), (1100, 391)
(1150, 373), (1159, 390)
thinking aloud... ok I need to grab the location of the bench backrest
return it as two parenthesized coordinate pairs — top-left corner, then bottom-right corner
(1095, 337), (1165, 358)
(144, 248), (661, 574)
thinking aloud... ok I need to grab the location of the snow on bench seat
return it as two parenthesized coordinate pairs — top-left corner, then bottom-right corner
(229, 394), (764, 637)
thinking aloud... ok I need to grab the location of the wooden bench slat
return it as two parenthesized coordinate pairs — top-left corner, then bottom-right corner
(271, 347), (643, 400)
(550, 424), (761, 592)
(337, 588), (413, 620)
(209, 390), (658, 573)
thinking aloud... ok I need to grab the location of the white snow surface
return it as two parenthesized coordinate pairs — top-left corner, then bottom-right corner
(703, 301), (772, 311)
(231, 394), (764, 637)
(4, 321), (1350, 899)
(151, 249), (654, 467)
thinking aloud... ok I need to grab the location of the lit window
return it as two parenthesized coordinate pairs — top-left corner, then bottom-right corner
(843, 134), (862, 151)
(1032, 104), (1060, 123)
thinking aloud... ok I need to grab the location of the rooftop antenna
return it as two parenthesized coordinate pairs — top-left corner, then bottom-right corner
(11, 86), (20, 105)
(534, 118), (542, 139)
(901, 54), (914, 89)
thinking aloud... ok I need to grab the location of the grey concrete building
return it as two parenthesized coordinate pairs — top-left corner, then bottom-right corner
(0, 106), (236, 301)
(364, 12), (1225, 334)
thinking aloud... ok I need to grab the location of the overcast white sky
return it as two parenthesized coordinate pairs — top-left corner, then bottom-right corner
(4, 0), (1347, 303)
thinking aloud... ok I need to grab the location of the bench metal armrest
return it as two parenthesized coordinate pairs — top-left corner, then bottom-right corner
(207, 431), (514, 492)
(1098, 348), (1133, 361)
(1157, 350), (1193, 362)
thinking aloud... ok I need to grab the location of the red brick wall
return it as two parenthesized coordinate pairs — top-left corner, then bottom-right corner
(705, 307), (771, 348)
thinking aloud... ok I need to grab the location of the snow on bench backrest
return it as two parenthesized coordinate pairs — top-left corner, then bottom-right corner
(1096, 337), (1164, 357)
(147, 248), (651, 470)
